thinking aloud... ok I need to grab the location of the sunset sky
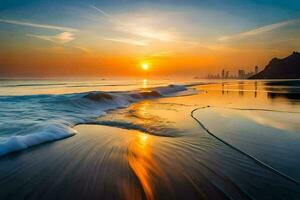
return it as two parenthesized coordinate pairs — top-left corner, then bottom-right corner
(0, 0), (300, 77)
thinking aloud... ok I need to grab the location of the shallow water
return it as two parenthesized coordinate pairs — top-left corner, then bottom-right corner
(0, 79), (195, 156)
(0, 79), (300, 199)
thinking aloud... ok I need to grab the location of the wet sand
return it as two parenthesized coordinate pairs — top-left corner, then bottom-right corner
(0, 123), (300, 200)
(0, 125), (241, 200)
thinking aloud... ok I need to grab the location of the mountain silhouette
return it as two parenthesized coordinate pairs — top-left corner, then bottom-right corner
(250, 52), (300, 79)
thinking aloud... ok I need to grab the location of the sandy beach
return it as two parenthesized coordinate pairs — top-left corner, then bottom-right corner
(1, 81), (300, 199)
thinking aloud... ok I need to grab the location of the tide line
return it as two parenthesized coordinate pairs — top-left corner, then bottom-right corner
(191, 106), (300, 186)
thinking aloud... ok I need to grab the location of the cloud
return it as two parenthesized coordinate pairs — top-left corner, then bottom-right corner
(28, 32), (75, 44)
(143, 51), (173, 60)
(39, 46), (70, 54)
(91, 5), (177, 43)
(73, 46), (91, 53)
(90, 5), (113, 20)
(36, 45), (92, 55)
(123, 27), (176, 42)
(103, 38), (148, 46)
(0, 19), (78, 32)
(218, 19), (298, 41)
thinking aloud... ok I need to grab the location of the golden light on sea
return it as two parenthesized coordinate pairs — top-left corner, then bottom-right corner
(143, 79), (148, 88)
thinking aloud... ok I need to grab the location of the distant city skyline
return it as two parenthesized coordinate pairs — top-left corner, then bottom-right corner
(206, 65), (259, 79)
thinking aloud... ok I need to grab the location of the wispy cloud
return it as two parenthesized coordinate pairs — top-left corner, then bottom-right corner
(90, 5), (113, 20)
(90, 5), (125, 26)
(91, 5), (177, 43)
(103, 38), (148, 46)
(0, 19), (78, 32)
(143, 51), (173, 60)
(123, 27), (176, 42)
(73, 46), (91, 53)
(36, 45), (92, 55)
(218, 19), (298, 41)
(28, 32), (75, 44)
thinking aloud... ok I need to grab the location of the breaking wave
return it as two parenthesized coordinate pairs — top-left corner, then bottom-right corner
(0, 84), (194, 156)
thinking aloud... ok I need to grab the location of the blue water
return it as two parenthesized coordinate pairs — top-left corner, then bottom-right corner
(0, 79), (195, 156)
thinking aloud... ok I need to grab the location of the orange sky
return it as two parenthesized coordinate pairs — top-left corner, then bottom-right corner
(0, 48), (293, 77)
(0, 0), (300, 77)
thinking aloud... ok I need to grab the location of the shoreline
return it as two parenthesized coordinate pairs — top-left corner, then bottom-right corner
(1, 80), (300, 199)
(0, 125), (147, 200)
(1, 124), (300, 199)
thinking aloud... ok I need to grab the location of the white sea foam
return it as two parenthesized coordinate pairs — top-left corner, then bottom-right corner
(0, 124), (76, 156)
(0, 84), (194, 156)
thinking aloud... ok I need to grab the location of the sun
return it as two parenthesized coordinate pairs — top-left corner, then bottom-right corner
(141, 63), (149, 71)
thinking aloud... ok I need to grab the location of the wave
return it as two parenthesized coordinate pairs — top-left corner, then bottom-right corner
(89, 119), (181, 137)
(83, 84), (188, 102)
(0, 84), (194, 156)
(0, 83), (67, 87)
(0, 123), (76, 156)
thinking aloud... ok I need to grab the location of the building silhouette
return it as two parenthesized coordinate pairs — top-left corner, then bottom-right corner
(221, 69), (225, 79)
(238, 70), (245, 79)
(225, 71), (229, 78)
(255, 66), (259, 74)
(206, 66), (258, 79)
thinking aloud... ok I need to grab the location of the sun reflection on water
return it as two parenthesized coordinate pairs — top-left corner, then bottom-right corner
(128, 132), (154, 200)
(143, 79), (148, 89)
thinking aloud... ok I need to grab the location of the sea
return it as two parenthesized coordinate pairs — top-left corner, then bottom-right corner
(0, 78), (300, 199)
